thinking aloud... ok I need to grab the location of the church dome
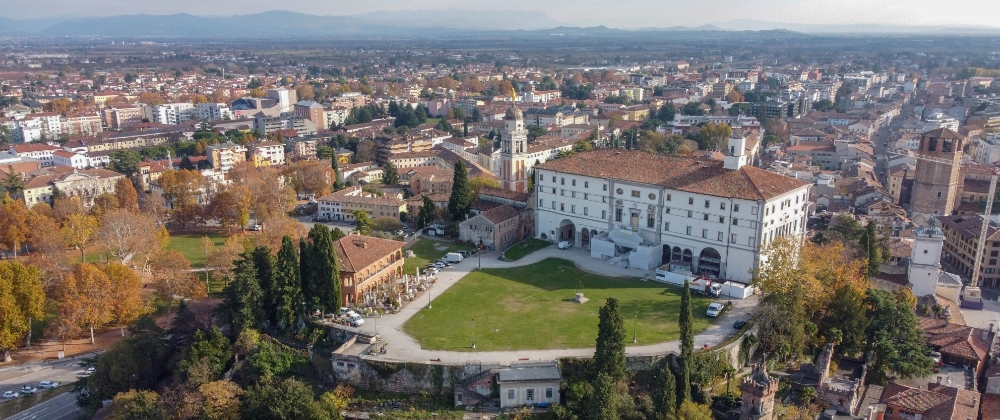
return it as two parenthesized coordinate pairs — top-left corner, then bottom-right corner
(504, 105), (523, 121)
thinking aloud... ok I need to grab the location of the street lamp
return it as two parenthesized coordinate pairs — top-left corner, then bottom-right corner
(632, 313), (637, 344)
(375, 313), (380, 336)
(472, 318), (476, 349)
(428, 288), (432, 309)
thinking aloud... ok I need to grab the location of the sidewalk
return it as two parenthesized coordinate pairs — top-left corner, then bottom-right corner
(362, 246), (758, 364)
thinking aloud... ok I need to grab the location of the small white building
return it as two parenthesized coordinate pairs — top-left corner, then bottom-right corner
(52, 150), (89, 169)
(497, 363), (562, 409)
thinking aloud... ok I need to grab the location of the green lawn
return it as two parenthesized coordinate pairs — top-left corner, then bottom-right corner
(403, 258), (715, 351)
(401, 238), (473, 276)
(166, 233), (228, 268)
(503, 238), (552, 261)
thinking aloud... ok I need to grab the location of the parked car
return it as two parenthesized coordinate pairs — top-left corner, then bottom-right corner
(558, 241), (572, 250)
(85, 366), (96, 375)
(20, 386), (37, 395)
(929, 351), (942, 364)
(733, 320), (747, 329)
(38, 381), (57, 389)
(3, 391), (19, 399)
(347, 314), (365, 326)
(248, 224), (263, 231)
(706, 302), (725, 317)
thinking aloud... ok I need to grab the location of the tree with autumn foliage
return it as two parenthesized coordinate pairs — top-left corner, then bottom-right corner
(152, 250), (205, 320)
(115, 177), (140, 212)
(97, 208), (159, 264)
(0, 193), (33, 258)
(209, 184), (253, 231)
(286, 160), (334, 198)
(104, 263), (148, 336)
(0, 261), (45, 362)
(61, 213), (99, 262)
(59, 264), (114, 344)
(158, 169), (207, 228)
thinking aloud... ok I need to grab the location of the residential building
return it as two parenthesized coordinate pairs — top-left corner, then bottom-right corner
(918, 316), (995, 374)
(103, 106), (144, 130)
(194, 103), (233, 122)
(151, 103), (195, 125)
(887, 163), (915, 205)
(316, 186), (406, 222)
(51, 150), (89, 169)
(254, 113), (317, 137)
(22, 113), (62, 137)
(61, 114), (103, 136)
(911, 128), (965, 220)
(459, 205), (522, 250)
(332, 234), (405, 307)
(8, 143), (60, 167)
(248, 141), (285, 167)
(286, 134), (329, 159)
(533, 144), (811, 281)
(937, 214), (1000, 287)
(406, 167), (453, 195)
(971, 133), (1000, 166)
(206, 142), (247, 172)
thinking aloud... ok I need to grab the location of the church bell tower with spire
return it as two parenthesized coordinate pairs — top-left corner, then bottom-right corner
(500, 99), (529, 192)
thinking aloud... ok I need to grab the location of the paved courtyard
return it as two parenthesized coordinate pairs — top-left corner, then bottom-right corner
(357, 244), (758, 364)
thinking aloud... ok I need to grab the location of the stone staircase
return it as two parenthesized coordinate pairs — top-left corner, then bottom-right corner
(457, 369), (496, 406)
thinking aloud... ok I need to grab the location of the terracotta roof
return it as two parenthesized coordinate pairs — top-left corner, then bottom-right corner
(10, 143), (59, 153)
(980, 393), (1000, 420)
(937, 215), (1000, 242)
(478, 186), (529, 204)
(918, 317), (993, 362)
(480, 204), (520, 224)
(924, 128), (965, 140)
(333, 235), (405, 274)
(880, 382), (979, 420)
(536, 149), (809, 201)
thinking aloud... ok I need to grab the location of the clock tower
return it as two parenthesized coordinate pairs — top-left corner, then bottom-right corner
(501, 104), (529, 192)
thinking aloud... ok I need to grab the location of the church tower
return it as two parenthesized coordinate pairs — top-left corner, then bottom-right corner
(740, 363), (778, 420)
(500, 104), (529, 192)
(910, 128), (965, 221)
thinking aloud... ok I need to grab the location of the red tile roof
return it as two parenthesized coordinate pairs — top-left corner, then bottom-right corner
(918, 317), (993, 362)
(480, 204), (521, 224)
(536, 149), (809, 201)
(880, 382), (979, 420)
(333, 235), (405, 274)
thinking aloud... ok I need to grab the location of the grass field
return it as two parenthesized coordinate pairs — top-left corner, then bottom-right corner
(403, 258), (715, 351)
(165, 233), (228, 268)
(503, 238), (552, 261)
(401, 238), (473, 276)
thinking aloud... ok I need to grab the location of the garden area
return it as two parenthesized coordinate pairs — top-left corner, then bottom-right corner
(403, 258), (715, 351)
(400, 238), (473, 275)
(164, 233), (228, 267)
(503, 238), (552, 261)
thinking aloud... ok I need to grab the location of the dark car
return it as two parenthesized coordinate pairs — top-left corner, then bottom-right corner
(733, 320), (747, 329)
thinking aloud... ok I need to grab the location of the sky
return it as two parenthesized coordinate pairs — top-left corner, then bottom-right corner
(1, 0), (999, 29)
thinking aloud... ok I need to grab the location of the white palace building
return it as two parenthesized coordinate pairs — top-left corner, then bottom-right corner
(531, 140), (812, 283)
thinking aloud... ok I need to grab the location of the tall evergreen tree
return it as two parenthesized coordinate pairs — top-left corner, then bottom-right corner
(223, 251), (265, 334)
(678, 280), (694, 405)
(594, 297), (626, 382)
(301, 225), (341, 312)
(417, 195), (437, 229)
(448, 161), (473, 220)
(588, 372), (624, 420)
(862, 221), (881, 278)
(298, 237), (312, 312)
(251, 245), (275, 325)
(654, 362), (677, 415)
(331, 157), (345, 191)
(273, 236), (302, 331)
(381, 160), (400, 185)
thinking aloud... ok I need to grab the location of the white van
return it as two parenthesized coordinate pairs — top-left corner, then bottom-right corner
(558, 241), (572, 250)
(443, 252), (464, 263)
(706, 302), (725, 317)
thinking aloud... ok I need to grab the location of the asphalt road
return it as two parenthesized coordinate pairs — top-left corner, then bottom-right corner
(0, 357), (92, 420)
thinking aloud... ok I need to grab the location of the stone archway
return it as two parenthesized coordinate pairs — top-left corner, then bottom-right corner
(682, 249), (693, 269)
(558, 219), (576, 245)
(672, 246), (683, 262)
(581, 229), (591, 248)
(698, 247), (722, 278)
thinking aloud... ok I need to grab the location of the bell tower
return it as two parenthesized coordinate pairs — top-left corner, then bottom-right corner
(501, 104), (529, 192)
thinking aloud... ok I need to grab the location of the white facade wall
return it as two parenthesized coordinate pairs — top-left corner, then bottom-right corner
(195, 103), (233, 121)
(533, 169), (810, 283)
(499, 382), (560, 409)
(53, 152), (89, 169)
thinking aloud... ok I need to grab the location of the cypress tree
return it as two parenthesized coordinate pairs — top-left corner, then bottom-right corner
(224, 251), (265, 334)
(678, 280), (694, 405)
(298, 237), (313, 312)
(588, 372), (622, 420)
(331, 157), (344, 191)
(251, 245), (275, 325)
(655, 362), (677, 415)
(304, 225), (341, 312)
(594, 297), (626, 382)
(273, 236), (302, 331)
(417, 195), (437, 229)
(448, 160), (473, 220)
(863, 221), (881, 278)
(381, 160), (400, 185)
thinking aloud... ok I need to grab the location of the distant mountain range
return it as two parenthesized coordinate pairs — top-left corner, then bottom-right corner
(0, 11), (997, 38)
